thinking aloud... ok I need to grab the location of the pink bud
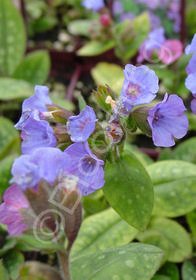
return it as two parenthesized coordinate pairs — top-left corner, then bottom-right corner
(99, 14), (111, 27)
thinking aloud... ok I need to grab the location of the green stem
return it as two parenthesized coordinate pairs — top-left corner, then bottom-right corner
(58, 251), (71, 280)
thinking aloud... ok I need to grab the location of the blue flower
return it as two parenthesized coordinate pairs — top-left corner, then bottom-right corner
(10, 147), (71, 191)
(185, 33), (196, 55)
(82, 0), (104, 12)
(64, 142), (105, 196)
(147, 93), (188, 147)
(66, 106), (97, 142)
(137, 27), (165, 63)
(185, 73), (196, 114)
(18, 110), (57, 154)
(15, 86), (57, 153)
(121, 64), (159, 112)
(186, 53), (196, 75)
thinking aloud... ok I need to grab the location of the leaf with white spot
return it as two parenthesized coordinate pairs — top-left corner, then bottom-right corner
(71, 243), (164, 280)
(0, 0), (26, 75)
(13, 50), (50, 85)
(71, 208), (138, 259)
(103, 152), (153, 231)
(147, 217), (192, 263)
(147, 160), (196, 217)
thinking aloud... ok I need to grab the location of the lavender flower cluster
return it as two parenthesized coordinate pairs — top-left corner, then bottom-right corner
(0, 63), (189, 236)
(137, 27), (183, 64)
(185, 34), (196, 114)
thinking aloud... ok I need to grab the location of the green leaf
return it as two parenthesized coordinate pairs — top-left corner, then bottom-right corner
(9, 235), (66, 254)
(152, 276), (170, 280)
(0, 260), (9, 280)
(71, 208), (138, 259)
(13, 51), (50, 85)
(158, 262), (180, 280)
(147, 160), (196, 217)
(0, 239), (16, 257)
(103, 152), (153, 231)
(186, 209), (196, 237)
(182, 259), (196, 280)
(124, 144), (153, 166)
(0, 78), (34, 100)
(148, 217), (192, 263)
(0, 0), (26, 75)
(68, 20), (92, 36)
(77, 40), (115, 56)
(91, 63), (124, 95)
(173, 137), (196, 163)
(3, 250), (24, 280)
(71, 243), (164, 280)
(0, 117), (19, 159)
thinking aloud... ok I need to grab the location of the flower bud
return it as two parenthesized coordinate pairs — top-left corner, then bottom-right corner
(99, 14), (112, 27)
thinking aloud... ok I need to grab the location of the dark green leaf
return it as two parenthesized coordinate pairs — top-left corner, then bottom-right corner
(0, 260), (9, 280)
(103, 152), (153, 231)
(186, 209), (196, 237)
(0, 155), (18, 195)
(3, 250), (24, 280)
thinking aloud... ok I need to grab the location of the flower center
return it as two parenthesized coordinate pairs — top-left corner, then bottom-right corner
(80, 155), (97, 175)
(126, 83), (140, 99)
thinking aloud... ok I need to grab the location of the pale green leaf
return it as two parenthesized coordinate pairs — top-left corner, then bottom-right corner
(77, 40), (115, 56)
(91, 62), (124, 95)
(13, 51), (50, 85)
(0, 78), (34, 100)
(0, 0), (26, 75)
(71, 208), (138, 259)
(71, 243), (164, 280)
(147, 160), (196, 217)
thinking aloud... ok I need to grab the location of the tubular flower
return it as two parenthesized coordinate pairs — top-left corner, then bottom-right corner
(147, 93), (188, 147)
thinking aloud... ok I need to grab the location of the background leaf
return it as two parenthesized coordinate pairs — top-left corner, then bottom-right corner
(91, 63), (124, 95)
(103, 152), (153, 231)
(182, 259), (196, 280)
(71, 208), (138, 259)
(0, 117), (20, 159)
(0, 0), (26, 75)
(71, 243), (164, 280)
(0, 78), (34, 100)
(3, 250), (24, 280)
(13, 51), (50, 85)
(0, 260), (9, 280)
(147, 217), (192, 263)
(147, 160), (196, 217)
(77, 40), (115, 56)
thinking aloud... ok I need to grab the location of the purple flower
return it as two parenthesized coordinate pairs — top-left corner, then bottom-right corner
(15, 86), (57, 153)
(148, 12), (161, 30)
(10, 147), (71, 191)
(158, 39), (183, 65)
(66, 106), (97, 142)
(121, 64), (159, 111)
(186, 53), (196, 75)
(0, 185), (29, 235)
(137, 27), (165, 63)
(19, 110), (57, 154)
(185, 73), (196, 96)
(82, 0), (104, 12)
(191, 99), (196, 114)
(113, 1), (123, 15)
(185, 33), (196, 55)
(147, 93), (188, 147)
(119, 12), (135, 22)
(64, 142), (105, 195)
